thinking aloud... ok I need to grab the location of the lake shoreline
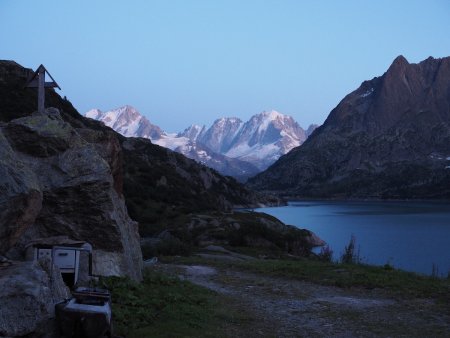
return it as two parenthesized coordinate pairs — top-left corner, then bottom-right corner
(256, 201), (450, 276)
(279, 197), (450, 203)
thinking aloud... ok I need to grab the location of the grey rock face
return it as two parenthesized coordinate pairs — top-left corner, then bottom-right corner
(0, 260), (70, 337)
(0, 129), (42, 254)
(249, 56), (450, 198)
(1, 109), (142, 280)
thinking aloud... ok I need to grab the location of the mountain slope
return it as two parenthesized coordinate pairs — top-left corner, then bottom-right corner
(248, 56), (450, 198)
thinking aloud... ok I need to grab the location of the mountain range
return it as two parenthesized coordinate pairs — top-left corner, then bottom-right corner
(86, 107), (317, 181)
(248, 56), (450, 198)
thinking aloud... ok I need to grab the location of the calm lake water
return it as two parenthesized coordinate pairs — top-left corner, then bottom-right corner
(257, 201), (450, 276)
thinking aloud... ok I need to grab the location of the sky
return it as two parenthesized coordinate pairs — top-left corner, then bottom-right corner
(1, 0), (450, 132)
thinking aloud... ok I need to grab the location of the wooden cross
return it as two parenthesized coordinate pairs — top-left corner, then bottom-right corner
(25, 64), (61, 114)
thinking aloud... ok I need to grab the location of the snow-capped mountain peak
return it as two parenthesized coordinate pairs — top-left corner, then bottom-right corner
(85, 105), (163, 139)
(219, 110), (309, 169)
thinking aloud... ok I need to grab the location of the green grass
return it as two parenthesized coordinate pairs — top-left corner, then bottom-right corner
(161, 255), (450, 302)
(241, 259), (450, 300)
(99, 269), (247, 338)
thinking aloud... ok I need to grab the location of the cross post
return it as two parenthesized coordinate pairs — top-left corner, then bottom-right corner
(38, 66), (45, 113)
(25, 65), (61, 114)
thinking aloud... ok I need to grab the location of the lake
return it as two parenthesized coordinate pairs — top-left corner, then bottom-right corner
(257, 201), (450, 276)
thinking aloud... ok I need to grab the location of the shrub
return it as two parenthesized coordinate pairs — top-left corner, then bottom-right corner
(341, 234), (358, 264)
(317, 245), (334, 262)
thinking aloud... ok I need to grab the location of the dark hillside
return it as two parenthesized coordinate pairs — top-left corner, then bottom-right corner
(248, 56), (450, 199)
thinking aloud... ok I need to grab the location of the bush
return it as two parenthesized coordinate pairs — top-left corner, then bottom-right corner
(317, 245), (334, 262)
(341, 234), (359, 264)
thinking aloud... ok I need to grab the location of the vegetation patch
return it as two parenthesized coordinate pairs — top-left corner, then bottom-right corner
(162, 255), (450, 304)
(99, 269), (246, 338)
(241, 259), (450, 300)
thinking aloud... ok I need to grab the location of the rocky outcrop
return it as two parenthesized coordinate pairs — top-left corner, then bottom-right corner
(145, 211), (324, 258)
(1, 109), (142, 280)
(0, 260), (70, 337)
(249, 56), (450, 198)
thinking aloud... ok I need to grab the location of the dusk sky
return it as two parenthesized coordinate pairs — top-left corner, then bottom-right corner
(2, 0), (450, 131)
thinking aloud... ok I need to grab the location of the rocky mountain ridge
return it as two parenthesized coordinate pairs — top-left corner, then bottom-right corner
(86, 106), (317, 180)
(248, 56), (450, 198)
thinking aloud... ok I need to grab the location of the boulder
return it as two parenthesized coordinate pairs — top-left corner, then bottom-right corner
(0, 260), (70, 337)
(2, 109), (142, 280)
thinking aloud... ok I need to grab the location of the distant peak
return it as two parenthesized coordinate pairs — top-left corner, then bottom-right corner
(388, 55), (409, 72)
(262, 110), (281, 115)
(393, 55), (409, 64)
(117, 104), (138, 112)
(85, 108), (102, 119)
(258, 110), (291, 121)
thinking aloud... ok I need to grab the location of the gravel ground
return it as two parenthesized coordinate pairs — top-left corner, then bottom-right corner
(155, 263), (450, 338)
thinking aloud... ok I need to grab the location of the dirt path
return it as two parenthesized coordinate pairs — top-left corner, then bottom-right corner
(155, 263), (450, 337)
